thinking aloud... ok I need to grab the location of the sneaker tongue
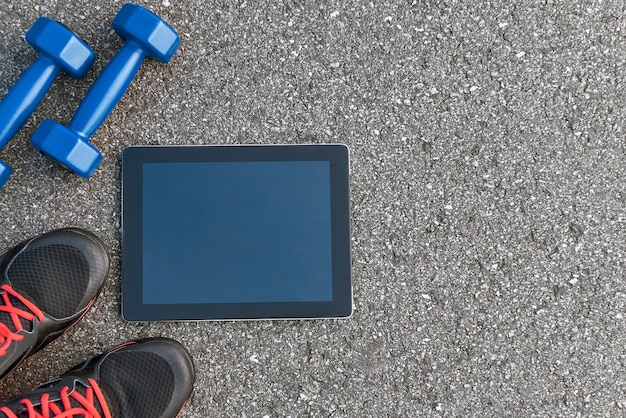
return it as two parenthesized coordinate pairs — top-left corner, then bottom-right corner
(0, 286), (40, 333)
(0, 381), (109, 418)
(53, 380), (120, 418)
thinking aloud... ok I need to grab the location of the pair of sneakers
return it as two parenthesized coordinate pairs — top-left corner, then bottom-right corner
(0, 228), (194, 417)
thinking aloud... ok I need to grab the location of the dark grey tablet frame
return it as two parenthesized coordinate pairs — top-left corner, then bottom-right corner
(121, 144), (352, 321)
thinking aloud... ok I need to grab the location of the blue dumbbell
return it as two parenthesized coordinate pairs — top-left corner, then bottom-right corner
(0, 18), (94, 188)
(31, 3), (180, 178)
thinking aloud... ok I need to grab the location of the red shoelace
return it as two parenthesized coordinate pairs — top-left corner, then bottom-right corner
(0, 378), (112, 418)
(0, 284), (44, 356)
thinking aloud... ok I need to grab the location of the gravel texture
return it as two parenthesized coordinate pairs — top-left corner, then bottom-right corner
(0, 0), (624, 417)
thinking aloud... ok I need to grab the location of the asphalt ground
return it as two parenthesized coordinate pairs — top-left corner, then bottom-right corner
(0, 1), (624, 417)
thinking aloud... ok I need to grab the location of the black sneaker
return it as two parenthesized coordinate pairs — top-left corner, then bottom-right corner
(0, 228), (109, 379)
(0, 338), (195, 417)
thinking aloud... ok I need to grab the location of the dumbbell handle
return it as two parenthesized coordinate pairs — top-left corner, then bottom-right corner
(69, 42), (146, 140)
(0, 56), (60, 149)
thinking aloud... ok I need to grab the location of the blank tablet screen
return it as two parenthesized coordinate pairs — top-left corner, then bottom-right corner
(142, 161), (333, 304)
(122, 145), (352, 321)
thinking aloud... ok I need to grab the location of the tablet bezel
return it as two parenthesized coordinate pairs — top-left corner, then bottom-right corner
(121, 144), (352, 321)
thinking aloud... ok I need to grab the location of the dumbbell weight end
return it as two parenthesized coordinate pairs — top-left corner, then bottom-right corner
(31, 118), (102, 178)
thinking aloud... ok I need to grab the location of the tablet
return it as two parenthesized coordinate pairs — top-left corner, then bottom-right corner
(121, 144), (352, 321)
